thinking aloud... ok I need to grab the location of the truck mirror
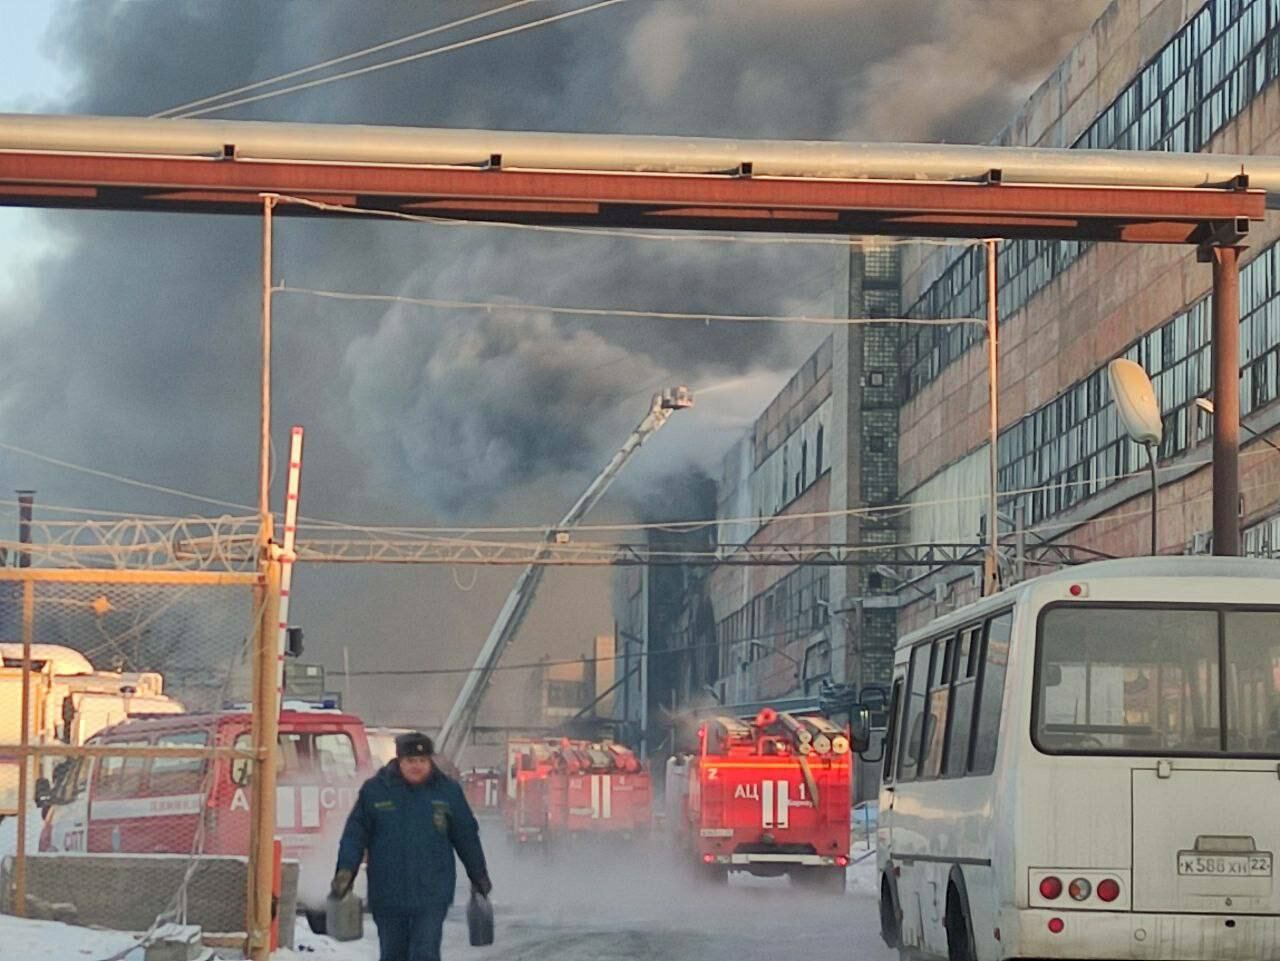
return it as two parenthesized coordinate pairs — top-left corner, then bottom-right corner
(285, 626), (304, 658)
(849, 706), (873, 754)
(34, 777), (53, 810)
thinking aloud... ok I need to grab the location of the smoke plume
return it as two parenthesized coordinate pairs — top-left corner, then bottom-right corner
(0, 0), (1111, 733)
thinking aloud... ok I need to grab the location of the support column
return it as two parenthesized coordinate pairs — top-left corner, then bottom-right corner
(13, 580), (34, 917)
(983, 240), (1001, 593)
(259, 194), (276, 528)
(1211, 246), (1242, 556)
(246, 556), (282, 960)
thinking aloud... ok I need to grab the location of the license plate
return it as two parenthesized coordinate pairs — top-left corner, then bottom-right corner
(1177, 852), (1273, 877)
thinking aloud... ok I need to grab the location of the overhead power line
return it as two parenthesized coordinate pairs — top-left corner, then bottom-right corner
(272, 284), (985, 329)
(154, 0), (540, 119)
(4, 437), (1278, 544)
(0, 439), (251, 513)
(168, 0), (631, 119)
(272, 194), (984, 251)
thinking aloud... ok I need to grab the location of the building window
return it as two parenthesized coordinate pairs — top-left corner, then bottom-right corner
(992, 234), (1280, 530)
(546, 680), (586, 709)
(902, 0), (1280, 400)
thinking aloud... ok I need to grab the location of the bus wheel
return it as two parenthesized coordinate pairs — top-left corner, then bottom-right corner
(879, 876), (901, 948)
(944, 884), (977, 961)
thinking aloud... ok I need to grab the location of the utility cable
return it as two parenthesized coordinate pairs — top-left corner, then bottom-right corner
(153, 0), (540, 118)
(0, 440), (252, 513)
(273, 193), (983, 251)
(170, 0), (630, 119)
(272, 283), (985, 329)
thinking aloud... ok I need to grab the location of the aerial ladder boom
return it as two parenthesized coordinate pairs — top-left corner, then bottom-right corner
(437, 386), (692, 760)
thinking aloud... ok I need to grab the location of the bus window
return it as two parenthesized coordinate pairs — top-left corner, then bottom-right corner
(150, 732), (209, 794)
(897, 643), (930, 782)
(971, 611), (1012, 775)
(1035, 606), (1219, 754)
(882, 677), (904, 782)
(944, 625), (982, 777)
(921, 635), (954, 778)
(1223, 611), (1280, 754)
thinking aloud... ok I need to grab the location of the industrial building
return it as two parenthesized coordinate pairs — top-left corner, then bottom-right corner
(614, 0), (1280, 748)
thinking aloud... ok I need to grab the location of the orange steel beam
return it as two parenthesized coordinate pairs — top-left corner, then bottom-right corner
(0, 149), (1264, 242)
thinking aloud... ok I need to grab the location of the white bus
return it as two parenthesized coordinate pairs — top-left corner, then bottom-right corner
(876, 557), (1280, 961)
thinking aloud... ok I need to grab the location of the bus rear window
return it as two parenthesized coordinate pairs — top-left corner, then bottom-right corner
(1035, 605), (1280, 757)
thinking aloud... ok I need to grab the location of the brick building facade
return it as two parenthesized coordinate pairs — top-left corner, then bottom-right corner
(898, 0), (1280, 631)
(615, 0), (1280, 743)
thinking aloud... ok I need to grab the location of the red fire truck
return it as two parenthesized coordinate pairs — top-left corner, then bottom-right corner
(461, 767), (502, 815)
(38, 705), (374, 862)
(505, 737), (651, 846)
(668, 707), (855, 892)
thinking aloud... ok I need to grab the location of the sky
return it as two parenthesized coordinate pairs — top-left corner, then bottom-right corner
(0, 0), (1112, 745)
(0, 2), (65, 301)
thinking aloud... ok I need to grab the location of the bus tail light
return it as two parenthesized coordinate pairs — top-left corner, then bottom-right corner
(1047, 918), (1065, 934)
(702, 853), (715, 864)
(1068, 878), (1092, 901)
(1039, 876), (1063, 900)
(835, 855), (850, 867)
(1096, 879), (1121, 903)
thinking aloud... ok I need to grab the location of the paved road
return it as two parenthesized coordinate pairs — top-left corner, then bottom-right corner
(294, 838), (893, 961)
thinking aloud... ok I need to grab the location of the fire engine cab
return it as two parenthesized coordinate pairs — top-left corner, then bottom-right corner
(38, 704), (373, 863)
(505, 737), (651, 846)
(668, 707), (857, 892)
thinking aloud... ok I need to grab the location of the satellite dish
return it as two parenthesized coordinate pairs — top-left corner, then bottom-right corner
(1107, 359), (1162, 447)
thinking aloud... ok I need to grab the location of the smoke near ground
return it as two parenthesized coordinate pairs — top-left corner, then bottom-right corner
(0, 0), (1111, 728)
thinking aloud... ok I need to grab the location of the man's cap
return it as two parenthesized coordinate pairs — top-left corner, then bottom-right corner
(395, 732), (434, 758)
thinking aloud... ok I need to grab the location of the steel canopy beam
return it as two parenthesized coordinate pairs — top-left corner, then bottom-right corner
(0, 149), (1263, 242)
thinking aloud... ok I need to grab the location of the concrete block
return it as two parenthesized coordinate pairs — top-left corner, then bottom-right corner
(144, 925), (202, 961)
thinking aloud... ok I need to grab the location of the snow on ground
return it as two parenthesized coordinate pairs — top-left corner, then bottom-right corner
(847, 839), (879, 897)
(0, 810), (886, 960)
(0, 913), (142, 961)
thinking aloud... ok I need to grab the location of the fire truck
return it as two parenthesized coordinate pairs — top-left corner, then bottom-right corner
(668, 707), (856, 892)
(505, 737), (651, 846)
(39, 704), (374, 861)
(461, 767), (502, 815)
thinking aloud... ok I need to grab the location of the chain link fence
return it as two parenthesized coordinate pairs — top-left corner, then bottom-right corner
(0, 568), (300, 950)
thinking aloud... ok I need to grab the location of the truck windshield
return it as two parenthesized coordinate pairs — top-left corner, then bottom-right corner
(1035, 605), (1280, 757)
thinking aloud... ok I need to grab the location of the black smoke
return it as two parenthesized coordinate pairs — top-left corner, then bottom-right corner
(0, 0), (1110, 737)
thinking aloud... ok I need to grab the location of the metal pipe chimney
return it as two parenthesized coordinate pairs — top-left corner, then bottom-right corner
(16, 490), (33, 568)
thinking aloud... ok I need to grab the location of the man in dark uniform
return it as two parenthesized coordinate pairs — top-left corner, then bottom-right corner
(332, 732), (492, 961)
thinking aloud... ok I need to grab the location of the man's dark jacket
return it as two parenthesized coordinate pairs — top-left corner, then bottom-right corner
(336, 761), (488, 913)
